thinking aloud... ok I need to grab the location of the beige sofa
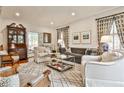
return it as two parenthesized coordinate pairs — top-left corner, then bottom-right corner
(34, 46), (51, 63)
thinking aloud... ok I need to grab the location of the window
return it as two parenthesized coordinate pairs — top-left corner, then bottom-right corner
(28, 32), (38, 50)
(58, 31), (65, 48)
(108, 21), (121, 50)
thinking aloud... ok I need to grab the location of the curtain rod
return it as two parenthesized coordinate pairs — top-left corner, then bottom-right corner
(96, 12), (124, 20)
(56, 26), (69, 30)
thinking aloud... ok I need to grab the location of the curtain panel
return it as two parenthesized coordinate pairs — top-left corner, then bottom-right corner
(56, 26), (69, 48)
(38, 33), (43, 46)
(97, 12), (124, 52)
(96, 17), (113, 53)
(115, 13), (124, 48)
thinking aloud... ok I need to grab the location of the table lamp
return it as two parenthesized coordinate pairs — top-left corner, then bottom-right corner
(100, 35), (112, 52)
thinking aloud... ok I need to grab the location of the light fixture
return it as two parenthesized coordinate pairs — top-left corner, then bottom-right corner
(50, 22), (54, 25)
(15, 12), (20, 16)
(71, 12), (76, 16)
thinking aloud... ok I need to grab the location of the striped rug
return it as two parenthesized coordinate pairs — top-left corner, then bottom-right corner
(18, 58), (83, 87)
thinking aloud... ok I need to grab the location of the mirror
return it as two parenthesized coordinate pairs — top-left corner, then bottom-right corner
(43, 33), (51, 43)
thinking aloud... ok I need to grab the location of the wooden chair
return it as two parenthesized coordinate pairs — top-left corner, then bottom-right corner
(0, 55), (14, 67)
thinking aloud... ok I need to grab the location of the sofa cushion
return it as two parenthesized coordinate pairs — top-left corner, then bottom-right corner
(0, 66), (12, 72)
(101, 52), (122, 62)
(0, 50), (8, 55)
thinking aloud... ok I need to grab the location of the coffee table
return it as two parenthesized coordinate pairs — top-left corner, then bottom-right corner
(47, 60), (73, 72)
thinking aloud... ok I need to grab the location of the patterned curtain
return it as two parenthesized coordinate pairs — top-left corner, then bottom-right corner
(38, 33), (43, 46)
(96, 17), (113, 53)
(57, 26), (69, 48)
(114, 13), (124, 48)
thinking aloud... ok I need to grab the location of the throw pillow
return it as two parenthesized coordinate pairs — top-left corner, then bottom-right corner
(101, 52), (118, 62)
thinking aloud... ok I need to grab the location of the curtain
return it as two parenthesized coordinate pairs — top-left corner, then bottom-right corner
(38, 33), (42, 46)
(96, 17), (114, 53)
(57, 26), (69, 48)
(115, 13), (124, 48)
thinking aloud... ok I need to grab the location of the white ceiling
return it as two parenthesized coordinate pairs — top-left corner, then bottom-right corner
(0, 6), (119, 28)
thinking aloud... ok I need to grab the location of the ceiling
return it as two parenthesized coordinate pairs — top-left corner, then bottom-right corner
(0, 6), (119, 28)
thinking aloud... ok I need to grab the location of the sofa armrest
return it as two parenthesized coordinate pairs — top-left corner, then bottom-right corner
(82, 55), (100, 61)
(84, 60), (124, 82)
(81, 55), (100, 65)
(86, 61), (115, 66)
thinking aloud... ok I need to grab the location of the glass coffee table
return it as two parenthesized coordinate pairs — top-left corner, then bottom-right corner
(47, 59), (74, 72)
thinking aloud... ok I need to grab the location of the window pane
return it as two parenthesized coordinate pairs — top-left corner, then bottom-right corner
(114, 35), (120, 49)
(109, 21), (121, 50)
(28, 32), (38, 50)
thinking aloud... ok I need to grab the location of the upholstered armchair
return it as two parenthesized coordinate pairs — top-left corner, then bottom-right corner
(0, 50), (19, 67)
(81, 51), (124, 87)
(34, 46), (51, 63)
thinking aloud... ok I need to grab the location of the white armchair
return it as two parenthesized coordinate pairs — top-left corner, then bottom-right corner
(34, 46), (51, 63)
(81, 51), (124, 87)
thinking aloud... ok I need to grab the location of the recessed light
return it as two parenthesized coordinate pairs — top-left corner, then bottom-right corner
(50, 22), (54, 25)
(71, 12), (76, 16)
(15, 12), (20, 16)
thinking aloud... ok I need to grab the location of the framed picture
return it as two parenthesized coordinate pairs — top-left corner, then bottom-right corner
(43, 33), (51, 43)
(81, 31), (91, 44)
(72, 32), (81, 43)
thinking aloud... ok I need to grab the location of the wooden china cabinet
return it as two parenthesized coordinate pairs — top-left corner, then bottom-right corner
(7, 23), (27, 60)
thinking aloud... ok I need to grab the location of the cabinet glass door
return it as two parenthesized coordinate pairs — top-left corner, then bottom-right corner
(12, 35), (17, 43)
(18, 31), (24, 43)
(18, 35), (24, 43)
(9, 30), (17, 43)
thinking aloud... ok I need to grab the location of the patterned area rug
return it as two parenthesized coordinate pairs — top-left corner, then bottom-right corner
(18, 58), (83, 87)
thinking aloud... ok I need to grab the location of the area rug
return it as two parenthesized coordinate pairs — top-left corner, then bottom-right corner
(18, 58), (83, 87)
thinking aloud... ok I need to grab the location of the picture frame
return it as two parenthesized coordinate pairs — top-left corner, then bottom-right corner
(43, 33), (51, 43)
(72, 32), (81, 43)
(81, 31), (91, 44)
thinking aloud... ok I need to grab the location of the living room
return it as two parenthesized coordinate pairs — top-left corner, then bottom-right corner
(1, 2), (124, 90)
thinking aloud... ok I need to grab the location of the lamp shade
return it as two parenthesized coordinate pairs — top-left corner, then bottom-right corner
(11, 44), (15, 49)
(57, 39), (63, 44)
(100, 35), (112, 43)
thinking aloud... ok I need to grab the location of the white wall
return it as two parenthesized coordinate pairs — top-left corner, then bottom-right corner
(69, 17), (97, 48)
(0, 18), (57, 49)
(69, 6), (124, 49)
(0, 17), (2, 45)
